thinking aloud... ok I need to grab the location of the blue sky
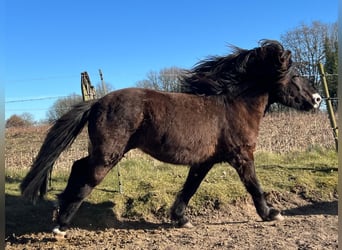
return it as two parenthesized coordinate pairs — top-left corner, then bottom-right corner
(4, 0), (338, 121)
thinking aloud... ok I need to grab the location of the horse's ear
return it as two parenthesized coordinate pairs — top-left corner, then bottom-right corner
(259, 40), (291, 69)
(279, 50), (292, 69)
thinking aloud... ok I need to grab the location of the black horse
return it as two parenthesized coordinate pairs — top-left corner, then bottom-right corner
(20, 40), (321, 235)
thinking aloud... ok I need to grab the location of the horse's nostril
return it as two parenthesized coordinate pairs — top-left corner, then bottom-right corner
(313, 93), (322, 103)
(312, 93), (322, 108)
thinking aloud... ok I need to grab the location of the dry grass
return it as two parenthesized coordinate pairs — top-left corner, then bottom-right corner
(258, 111), (335, 153)
(5, 111), (336, 171)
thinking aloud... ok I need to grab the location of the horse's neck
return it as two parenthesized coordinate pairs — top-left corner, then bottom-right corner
(242, 94), (269, 118)
(233, 94), (269, 134)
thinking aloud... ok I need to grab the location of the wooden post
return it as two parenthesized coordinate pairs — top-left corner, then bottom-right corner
(318, 63), (338, 151)
(99, 69), (107, 95)
(81, 72), (96, 101)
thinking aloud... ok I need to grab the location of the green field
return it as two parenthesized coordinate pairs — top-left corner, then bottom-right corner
(6, 149), (337, 232)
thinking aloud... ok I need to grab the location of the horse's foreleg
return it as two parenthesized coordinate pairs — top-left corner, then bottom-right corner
(232, 157), (283, 222)
(170, 163), (213, 228)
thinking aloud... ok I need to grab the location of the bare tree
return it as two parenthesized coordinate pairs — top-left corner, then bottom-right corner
(136, 71), (160, 90)
(280, 21), (337, 89)
(46, 94), (83, 123)
(136, 67), (184, 92)
(95, 82), (114, 98)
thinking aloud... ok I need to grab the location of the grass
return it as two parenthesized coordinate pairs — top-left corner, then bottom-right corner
(5, 149), (338, 228)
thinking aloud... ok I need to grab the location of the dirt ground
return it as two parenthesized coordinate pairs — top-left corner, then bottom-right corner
(5, 193), (338, 250)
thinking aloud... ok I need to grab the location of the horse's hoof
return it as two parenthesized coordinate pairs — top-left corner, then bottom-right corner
(52, 226), (67, 238)
(273, 213), (284, 221)
(267, 208), (284, 221)
(181, 221), (194, 228)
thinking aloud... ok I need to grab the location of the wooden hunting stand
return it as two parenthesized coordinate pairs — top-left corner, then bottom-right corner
(81, 72), (97, 101)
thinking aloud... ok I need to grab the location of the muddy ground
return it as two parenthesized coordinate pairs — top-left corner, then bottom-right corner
(5, 193), (338, 250)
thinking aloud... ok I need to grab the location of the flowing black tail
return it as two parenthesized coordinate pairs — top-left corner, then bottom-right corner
(20, 100), (96, 203)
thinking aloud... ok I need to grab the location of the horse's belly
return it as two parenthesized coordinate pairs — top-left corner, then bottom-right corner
(139, 142), (216, 165)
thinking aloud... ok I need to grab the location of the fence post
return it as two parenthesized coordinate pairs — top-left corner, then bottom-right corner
(318, 63), (338, 151)
(99, 69), (107, 95)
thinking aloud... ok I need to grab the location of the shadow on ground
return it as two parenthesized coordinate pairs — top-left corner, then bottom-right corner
(5, 194), (171, 239)
(283, 200), (337, 216)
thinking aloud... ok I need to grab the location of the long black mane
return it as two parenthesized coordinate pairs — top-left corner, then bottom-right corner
(180, 40), (291, 97)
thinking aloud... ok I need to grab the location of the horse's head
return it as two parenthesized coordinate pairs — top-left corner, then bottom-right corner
(256, 40), (321, 111)
(272, 71), (322, 111)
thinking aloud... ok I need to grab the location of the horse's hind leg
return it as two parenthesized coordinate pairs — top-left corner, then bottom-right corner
(230, 150), (283, 222)
(54, 157), (91, 232)
(54, 155), (122, 234)
(170, 163), (213, 227)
